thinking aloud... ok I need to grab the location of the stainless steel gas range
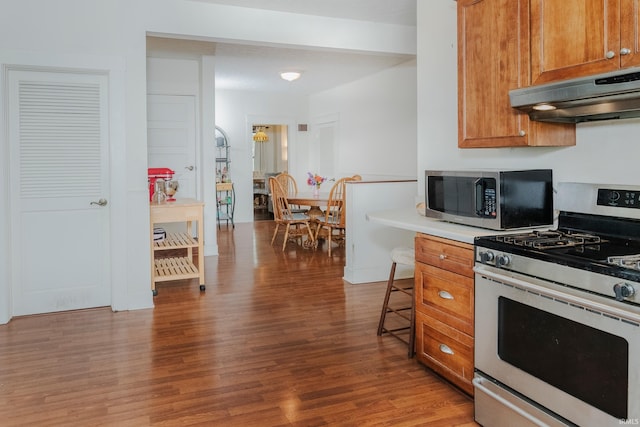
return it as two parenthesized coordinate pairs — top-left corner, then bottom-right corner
(473, 182), (640, 427)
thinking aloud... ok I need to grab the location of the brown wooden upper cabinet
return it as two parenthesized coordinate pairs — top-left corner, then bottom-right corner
(457, 0), (575, 148)
(531, 0), (640, 85)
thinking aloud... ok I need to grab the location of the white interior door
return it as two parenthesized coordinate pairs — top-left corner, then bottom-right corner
(8, 69), (111, 316)
(147, 94), (197, 199)
(312, 118), (337, 179)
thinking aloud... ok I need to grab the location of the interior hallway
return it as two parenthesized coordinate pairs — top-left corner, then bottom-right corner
(0, 222), (476, 426)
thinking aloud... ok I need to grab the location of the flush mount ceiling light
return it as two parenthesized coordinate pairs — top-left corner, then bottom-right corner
(280, 71), (301, 82)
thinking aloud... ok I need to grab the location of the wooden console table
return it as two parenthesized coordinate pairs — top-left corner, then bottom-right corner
(150, 198), (205, 296)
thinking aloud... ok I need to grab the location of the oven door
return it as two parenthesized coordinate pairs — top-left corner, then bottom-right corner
(474, 264), (640, 427)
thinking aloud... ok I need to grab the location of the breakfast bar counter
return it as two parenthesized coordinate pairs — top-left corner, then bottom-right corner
(365, 208), (518, 244)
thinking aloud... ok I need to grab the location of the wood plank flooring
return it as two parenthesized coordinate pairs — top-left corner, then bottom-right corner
(0, 221), (477, 426)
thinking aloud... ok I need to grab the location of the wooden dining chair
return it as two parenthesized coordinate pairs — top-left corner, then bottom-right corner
(275, 172), (298, 196)
(275, 172), (306, 213)
(314, 177), (356, 256)
(269, 177), (316, 251)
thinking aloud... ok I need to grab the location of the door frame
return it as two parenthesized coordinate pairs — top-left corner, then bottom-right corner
(0, 56), (129, 324)
(246, 114), (297, 220)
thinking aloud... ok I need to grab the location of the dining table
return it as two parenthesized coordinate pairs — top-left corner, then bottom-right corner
(286, 192), (330, 220)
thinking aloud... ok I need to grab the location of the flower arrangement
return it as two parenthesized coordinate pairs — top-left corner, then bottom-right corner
(307, 172), (327, 188)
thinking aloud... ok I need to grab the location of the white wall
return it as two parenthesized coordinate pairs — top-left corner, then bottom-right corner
(416, 2), (640, 198)
(345, 181), (417, 284)
(309, 60), (418, 179)
(147, 57), (200, 94)
(0, 0), (416, 323)
(144, 0), (416, 56)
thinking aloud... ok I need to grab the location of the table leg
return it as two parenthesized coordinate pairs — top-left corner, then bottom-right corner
(307, 206), (323, 220)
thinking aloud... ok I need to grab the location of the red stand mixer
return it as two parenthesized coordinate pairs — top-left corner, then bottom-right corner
(147, 168), (175, 201)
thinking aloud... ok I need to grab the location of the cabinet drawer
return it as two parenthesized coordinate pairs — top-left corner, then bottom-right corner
(416, 311), (474, 395)
(415, 234), (474, 277)
(415, 262), (474, 336)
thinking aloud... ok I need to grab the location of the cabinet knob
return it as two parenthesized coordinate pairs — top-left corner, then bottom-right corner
(438, 290), (454, 300)
(606, 50), (616, 59)
(518, 130), (526, 137)
(620, 47), (632, 56)
(439, 254), (447, 260)
(439, 344), (454, 355)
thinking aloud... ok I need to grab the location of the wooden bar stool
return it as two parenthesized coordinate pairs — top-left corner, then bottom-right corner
(377, 247), (416, 358)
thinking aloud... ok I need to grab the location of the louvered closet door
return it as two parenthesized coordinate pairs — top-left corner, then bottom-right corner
(8, 69), (110, 316)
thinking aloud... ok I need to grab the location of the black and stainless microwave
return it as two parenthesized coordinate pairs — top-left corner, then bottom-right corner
(425, 169), (554, 230)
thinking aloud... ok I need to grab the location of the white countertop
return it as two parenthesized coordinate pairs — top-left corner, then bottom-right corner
(366, 208), (538, 244)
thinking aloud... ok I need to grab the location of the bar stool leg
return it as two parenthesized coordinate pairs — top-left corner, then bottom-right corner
(377, 251), (415, 359)
(377, 261), (397, 336)
(408, 285), (415, 358)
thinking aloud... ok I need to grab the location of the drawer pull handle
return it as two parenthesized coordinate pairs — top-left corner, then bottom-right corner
(439, 254), (447, 260)
(438, 290), (454, 300)
(439, 344), (454, 355)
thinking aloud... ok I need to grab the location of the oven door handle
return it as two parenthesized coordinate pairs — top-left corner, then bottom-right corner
(472, 377), (549, 427)
(474, 265), (640, 324)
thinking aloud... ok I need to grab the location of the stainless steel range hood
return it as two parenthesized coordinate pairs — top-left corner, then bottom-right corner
(509, 68), (640, 123)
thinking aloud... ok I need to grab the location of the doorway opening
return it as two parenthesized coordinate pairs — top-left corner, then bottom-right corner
(252, 124), (288, 221)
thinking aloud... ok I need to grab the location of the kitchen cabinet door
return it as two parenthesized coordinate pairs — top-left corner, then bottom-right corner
(620, 0), (640, 69)
(530, 0), (637, 84)
(457, 0), (575, 148)
(414, 234), (475, 395)
(415, 310), (474, 396)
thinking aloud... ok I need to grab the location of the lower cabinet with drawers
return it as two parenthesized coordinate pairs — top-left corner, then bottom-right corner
(414, 233), (475, 395)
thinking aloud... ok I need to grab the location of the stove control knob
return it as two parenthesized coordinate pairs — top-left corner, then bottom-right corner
(613, 283), (636, 302)
(479, 251), (495, 263)
(495, 254), (511, 268)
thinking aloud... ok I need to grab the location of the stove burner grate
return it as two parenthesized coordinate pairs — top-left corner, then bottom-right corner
(496, 230), (603, 250)
(607, 254), (640, 271)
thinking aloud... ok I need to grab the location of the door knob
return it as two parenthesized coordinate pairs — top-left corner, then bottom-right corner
(90, 198), (108, 206)
(185, 165), (194, 171)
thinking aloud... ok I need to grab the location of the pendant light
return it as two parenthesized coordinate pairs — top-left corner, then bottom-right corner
(253, 125), (269, 173)
(253, 126), (269, 142)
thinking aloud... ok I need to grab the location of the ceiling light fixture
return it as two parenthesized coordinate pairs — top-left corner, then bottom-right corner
(253, 126), (269, 142)
(280, 71), (301, 82)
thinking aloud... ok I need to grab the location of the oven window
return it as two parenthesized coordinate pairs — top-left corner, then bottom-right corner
(498, 297), (628, 419)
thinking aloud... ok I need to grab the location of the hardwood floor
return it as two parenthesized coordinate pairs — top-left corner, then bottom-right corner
(0, 222), (477, 426)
